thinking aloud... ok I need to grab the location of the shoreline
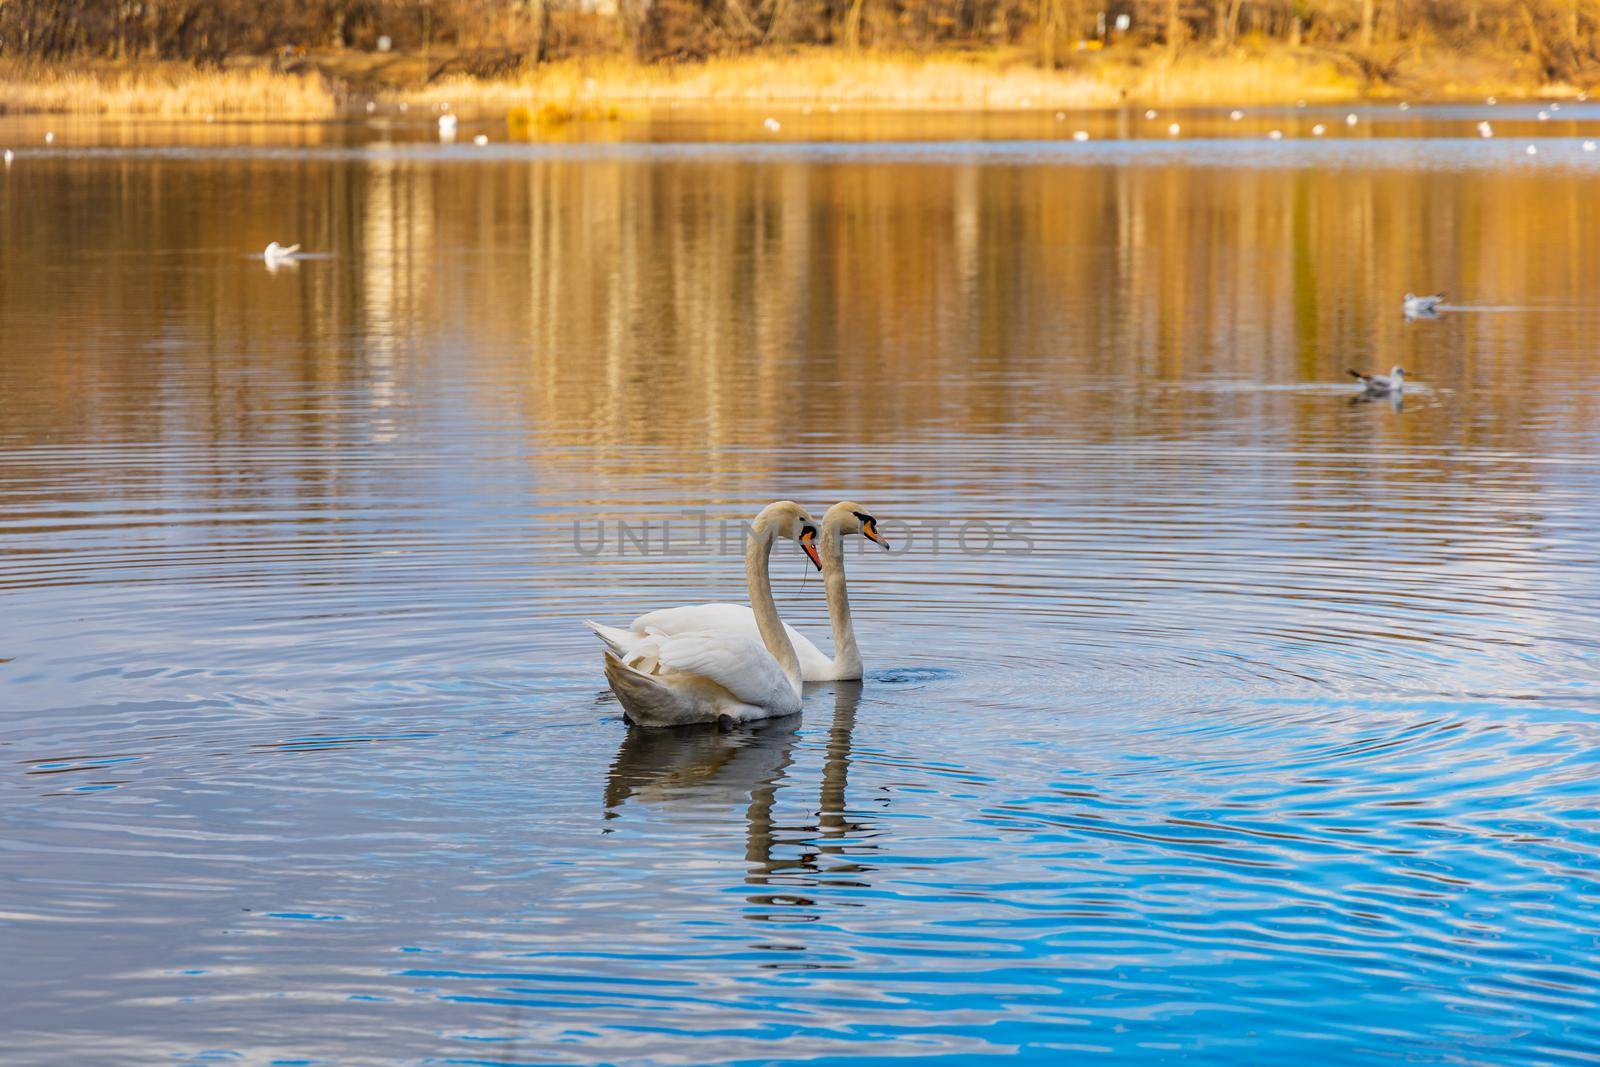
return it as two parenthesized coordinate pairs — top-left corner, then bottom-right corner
(0, 47), (1582, 120)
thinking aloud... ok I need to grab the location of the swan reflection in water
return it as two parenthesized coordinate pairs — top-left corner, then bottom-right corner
(604, 682), (874, 915)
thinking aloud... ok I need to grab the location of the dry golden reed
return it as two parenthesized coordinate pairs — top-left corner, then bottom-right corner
(0, 62), (338, 117)
(13, 46), (1546, 118)
(395, 49), (1360, 112)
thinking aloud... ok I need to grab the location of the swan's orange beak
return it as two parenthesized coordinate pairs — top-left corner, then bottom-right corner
(799, 527), (822, 571)
(862, 518), (890, 550)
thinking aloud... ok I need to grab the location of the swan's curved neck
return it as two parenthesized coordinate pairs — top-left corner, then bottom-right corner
(746, 521), (802, 694)
(820, 518), (862, 677)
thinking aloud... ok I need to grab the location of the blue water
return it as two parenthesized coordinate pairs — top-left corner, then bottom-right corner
(2, 107), (1599, 1065)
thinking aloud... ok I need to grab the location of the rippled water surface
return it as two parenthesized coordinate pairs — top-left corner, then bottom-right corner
(3, 108), (1600, 1065)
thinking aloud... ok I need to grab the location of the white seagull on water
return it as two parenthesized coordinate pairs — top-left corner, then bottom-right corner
(1402, 292), (1445, 319)
(263, 242), (302, 268)
(1349, 366), (1406, 396)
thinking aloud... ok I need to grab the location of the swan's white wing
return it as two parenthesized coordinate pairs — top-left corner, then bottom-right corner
(632, 603), (829, 678)
(652, 630), (796, 710)
(633, 603), (752, 634)
(588, 620), (795, 709)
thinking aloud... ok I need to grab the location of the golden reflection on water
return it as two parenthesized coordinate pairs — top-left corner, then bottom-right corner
(2, 135), (1599, 608)
(4, 149), (1599, 470)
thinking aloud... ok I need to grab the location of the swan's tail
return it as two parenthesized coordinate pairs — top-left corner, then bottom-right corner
(603, 651), (694, 728)
(584, 620), (635, 658)
(586, 620), (664, 674)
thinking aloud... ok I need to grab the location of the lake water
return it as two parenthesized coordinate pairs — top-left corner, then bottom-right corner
(3, 106), (1599, 1065)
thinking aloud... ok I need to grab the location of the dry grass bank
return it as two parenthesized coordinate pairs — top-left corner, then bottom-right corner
(0, 45), (1572, 118)
(0, 61), (338, 117)
(399, 48), (1363, 112)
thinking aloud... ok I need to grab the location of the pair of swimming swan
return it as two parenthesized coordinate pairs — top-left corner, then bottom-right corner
(586, 501), (888, 729)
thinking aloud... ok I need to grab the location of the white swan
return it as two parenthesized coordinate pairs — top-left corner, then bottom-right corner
(586, 501), (822, 728)
(615, 501), (889, 682)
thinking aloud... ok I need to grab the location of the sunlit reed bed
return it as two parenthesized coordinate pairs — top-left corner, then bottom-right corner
(0, 62), (339, 118)
(4, 47), (1576, 119)
(398, 49), (1362, 111)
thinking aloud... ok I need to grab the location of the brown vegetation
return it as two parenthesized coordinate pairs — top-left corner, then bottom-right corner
(0, 61), (339, 116)
(399, 48), (1362, 109)
(7, 0), (1600, 82)
(0, 0), (1591, 115)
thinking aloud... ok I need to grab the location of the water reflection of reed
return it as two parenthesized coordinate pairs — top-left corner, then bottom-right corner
(3, 148), (1598, 639)
(5, 151), (1600, 467)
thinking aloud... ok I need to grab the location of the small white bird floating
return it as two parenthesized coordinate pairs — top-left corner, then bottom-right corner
(1585, 141), (1597, 151)
(763, 117), (781, 132)
(262, 242), (302, 268)
(1526, 144), (1539, 155)
(1268, 129), (1283, 140)
(1145, 109), (1158, 120)
(1478, 121), (1494, 137)
(44, 131), (55, 144)
(1399, 101), (1411, 110)
(1486, 96), (1497, 105)
(1345, 113), (1359, 126)
(1073, 130), (1090, 142)
(438, 113), (457, 131)
(1312, 123), (1326, 136)
(1230, 109), (1244, 121)
(1349, 366), (1407, 395)
(365, 101), (377, 114)
(1055, 111), (1066, 121)
(398, 101), (409, 112)
(473, 134), (489, 146)
(1538, 110), (1550, 121)
(1167, 122), (1181, 136)
(1402, 292), (1445, 319)
(3, 149), (12, 166)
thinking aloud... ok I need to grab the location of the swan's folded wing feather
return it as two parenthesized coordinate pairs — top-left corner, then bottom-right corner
(633, 604), (826, 671)
(654, 630), (793, 708)
(633, 603), (751, 635)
